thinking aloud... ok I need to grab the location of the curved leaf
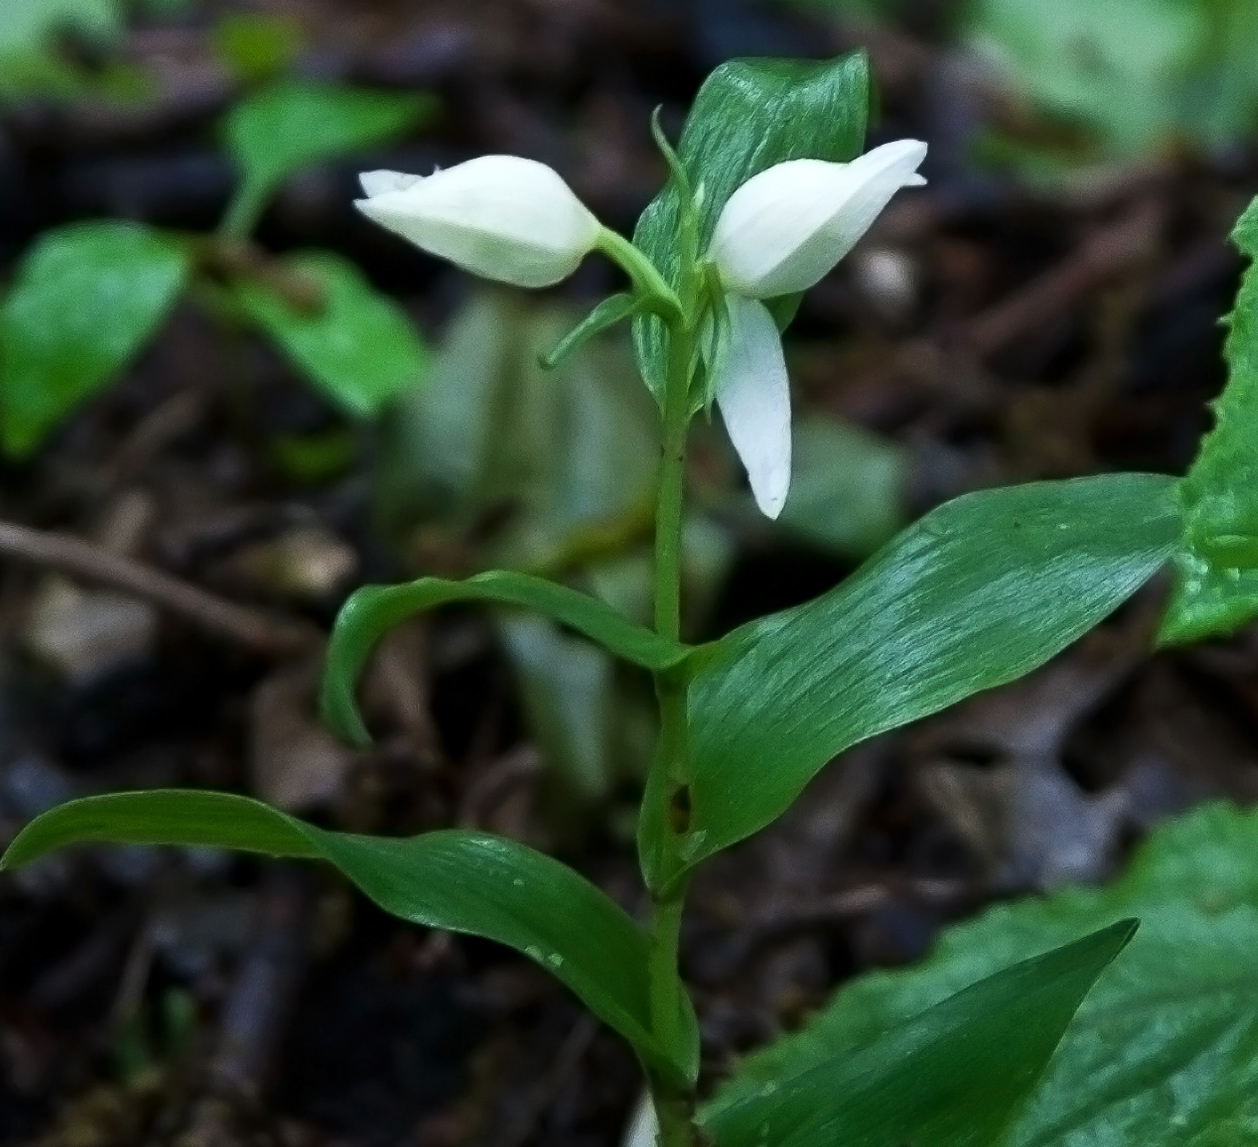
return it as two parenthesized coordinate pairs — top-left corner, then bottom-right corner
(323, 570), (691, 746)
(675, 474), (1180, 876)
(632, 52), (868, 401)
(0, 789), (698, 1086)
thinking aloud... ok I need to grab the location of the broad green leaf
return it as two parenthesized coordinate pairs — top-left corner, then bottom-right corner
(0, 222), (187, 458)
(1159, 197), (1258, 644)
(676, 474), (1179, 874)
(632, 52), (869, 400)
(323, 570), (691, 746)
(705, 922), (1136, 1147)
(777, 415), (907, 558)
(0, 789), (698, 1087)
(222, 80), (433, 234)
(711, 801), (1258, 1145)
(234, 250), (431, 418)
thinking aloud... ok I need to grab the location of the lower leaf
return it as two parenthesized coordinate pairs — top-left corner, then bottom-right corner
(710, 801), (1258, 1145)
(0, 789), (699, 1087)
(704, 922), (1135, 1147)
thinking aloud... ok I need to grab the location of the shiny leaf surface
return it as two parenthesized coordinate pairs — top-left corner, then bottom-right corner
(632, 53), (868, 400)
(677, 474), (1180, 874)
(0, 789), (697, 1086)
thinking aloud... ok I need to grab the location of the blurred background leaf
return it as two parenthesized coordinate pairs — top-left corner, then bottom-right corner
(220, 80), (437, 236)
(233, 250), (432, 419)
(0, 221), (187, 458)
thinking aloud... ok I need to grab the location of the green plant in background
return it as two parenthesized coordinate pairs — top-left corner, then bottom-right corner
(783, 0), (1258, 166)
(6, 51), (1258, 1146)
(0, 41), (435, 456)
(966, 0), (1258, 162)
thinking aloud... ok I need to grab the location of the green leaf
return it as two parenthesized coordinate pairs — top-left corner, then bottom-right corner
(705, 921), (1136, 1147)
(1159, 197), (1258, 644)
(0, 789), (698, 1087)
(0, 221), (187, 458)
(222, 80), (434, 234)
(212, 12), (303, 84)
(540, 293), (639, 370)
(323, 570), (691, 746)
(234, 250), (431, 418)
(710, 801), (1258, 1145)
(632, 52), (869, 400)
(677, 474), (1179, 874)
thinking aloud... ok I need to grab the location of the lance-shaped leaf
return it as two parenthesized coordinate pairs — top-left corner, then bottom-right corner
(671, 474), (1179, 877)
(323, 570), (692, 746)
(0, 221), (187, 458)
(0, 789), (698, 1087)
(1159, 196), (1258, 644)
(705, 921), (1135, 1147)
(632, 52), (869, 401)
(234, 250), (431, 418)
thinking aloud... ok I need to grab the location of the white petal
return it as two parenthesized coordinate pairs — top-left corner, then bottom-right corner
(354, 155), (602, 289)
(359, 169), (424, 197)
(709, 140), (928, 298)
(713, 296), (792, 519)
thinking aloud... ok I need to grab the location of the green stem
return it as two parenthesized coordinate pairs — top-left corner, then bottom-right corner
(644, 289), (700, 1146)
(597, 229), (684, 322)
(218, 182), (268, 240)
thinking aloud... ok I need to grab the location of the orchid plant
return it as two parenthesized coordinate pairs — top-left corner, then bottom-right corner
(5, 52), (1258, 1147)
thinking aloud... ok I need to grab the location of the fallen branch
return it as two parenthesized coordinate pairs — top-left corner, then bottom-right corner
(0, 519), (318, 659)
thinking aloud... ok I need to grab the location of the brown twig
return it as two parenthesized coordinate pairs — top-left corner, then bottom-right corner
(955, 204), (1163, 360)
(0, 519), (318, 659)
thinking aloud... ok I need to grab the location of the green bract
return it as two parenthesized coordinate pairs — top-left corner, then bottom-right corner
(4, 45), (1258, 1147)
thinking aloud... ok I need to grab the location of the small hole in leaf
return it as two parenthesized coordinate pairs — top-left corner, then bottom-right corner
(669, 784), (691, 833)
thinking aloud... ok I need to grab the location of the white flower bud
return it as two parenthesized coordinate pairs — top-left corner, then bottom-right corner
(355, 156), (602, 289)
(708, 140), (928, 299)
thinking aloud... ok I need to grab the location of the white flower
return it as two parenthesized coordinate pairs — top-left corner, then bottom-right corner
(355, 156), (602, 289)
(712, 295), (792, 518)
(708, 140), (928, 298)
(705, 140), (927, 518)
